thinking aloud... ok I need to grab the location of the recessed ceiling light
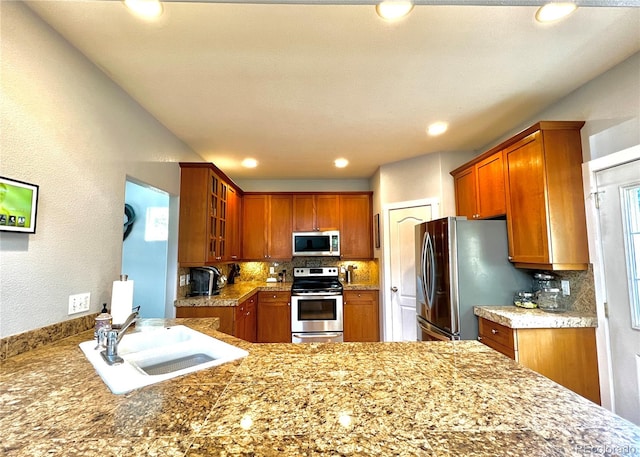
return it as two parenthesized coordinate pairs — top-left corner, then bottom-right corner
(123, 0), (163, 20)
(535, 3), (577, 23)
(376, 1), (414, 21)
(427, 122), (448, 136)
(241, 158), (258, 168)
(334, 158), (349, 168)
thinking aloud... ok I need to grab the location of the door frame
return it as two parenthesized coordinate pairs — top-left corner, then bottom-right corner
(583, 143), (640, 411)
(381, 198), (440, 341)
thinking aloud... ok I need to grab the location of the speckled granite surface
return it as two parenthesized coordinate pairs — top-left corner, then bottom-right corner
(2, 318), (638, 456)
(175, 282), (379, 307)
(0, 313), (97, 361)
(474, 306), (598, 329)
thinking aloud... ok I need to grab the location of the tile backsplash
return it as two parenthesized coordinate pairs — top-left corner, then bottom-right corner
(553, 265), (597, 314)
(178, 259), (379, 298)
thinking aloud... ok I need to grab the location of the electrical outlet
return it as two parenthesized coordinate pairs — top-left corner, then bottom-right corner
(561, 280), (570, 296)
(186, 274), (190, 285)
(269, 266), (275, 274)
(68, 293), (91, 315)
(179, 275), (186, 287)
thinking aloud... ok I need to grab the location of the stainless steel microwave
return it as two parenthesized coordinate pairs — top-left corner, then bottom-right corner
(292, 231), (340, 257)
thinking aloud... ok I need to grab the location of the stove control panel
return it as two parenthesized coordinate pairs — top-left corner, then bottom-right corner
(293, 267), (339, 277)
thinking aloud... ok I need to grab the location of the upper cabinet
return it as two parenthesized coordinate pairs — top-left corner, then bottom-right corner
(503, 122), (588, 270)
(242, 194), (292, 260)
(451, 121), (589, 271)
(227, 186), (241, 261)
(452, 150), (506, 220)
(292, 194), (340, 232)
(178, 163), (241, 266)
(339, 193), (373, 259)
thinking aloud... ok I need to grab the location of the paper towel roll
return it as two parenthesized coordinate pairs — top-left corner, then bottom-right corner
(111, 278), (134, 326)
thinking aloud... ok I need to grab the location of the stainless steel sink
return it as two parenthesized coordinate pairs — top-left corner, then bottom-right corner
(79, 325), (248, 394)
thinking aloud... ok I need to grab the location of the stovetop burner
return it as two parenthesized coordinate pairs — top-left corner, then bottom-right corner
(291, 267), (343, 295)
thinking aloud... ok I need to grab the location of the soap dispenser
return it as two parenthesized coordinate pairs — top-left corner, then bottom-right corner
(94, 303), (112, 337)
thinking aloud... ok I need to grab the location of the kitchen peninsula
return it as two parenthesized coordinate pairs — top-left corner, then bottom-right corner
(2, 318), (639, 456)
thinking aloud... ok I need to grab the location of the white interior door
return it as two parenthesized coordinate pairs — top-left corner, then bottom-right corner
(595, 159), (640, 426)
(388, 205), (433, 341)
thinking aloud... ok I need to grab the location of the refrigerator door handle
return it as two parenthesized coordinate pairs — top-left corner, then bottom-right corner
(421, 231), (429, 307)
(424, 232), (436, 308)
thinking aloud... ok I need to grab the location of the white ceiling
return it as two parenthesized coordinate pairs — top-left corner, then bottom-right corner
(25, 1), (640, 180)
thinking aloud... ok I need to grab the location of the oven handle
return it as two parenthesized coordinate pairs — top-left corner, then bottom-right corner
(292, 292), (343, 297)
(292, 332), (342, 338)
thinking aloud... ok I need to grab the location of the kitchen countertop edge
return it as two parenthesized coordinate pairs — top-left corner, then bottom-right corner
(474, 305), (598, 329)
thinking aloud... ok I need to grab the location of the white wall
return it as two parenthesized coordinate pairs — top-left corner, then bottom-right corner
(376, 150), (476, 215)
(0, 3), (202, 338)
(480, 52), (640, 163)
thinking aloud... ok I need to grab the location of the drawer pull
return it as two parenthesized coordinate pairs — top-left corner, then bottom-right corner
(491, 329), (498, 335)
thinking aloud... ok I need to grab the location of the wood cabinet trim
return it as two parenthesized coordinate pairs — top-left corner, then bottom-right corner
(450, 121), (584, 176)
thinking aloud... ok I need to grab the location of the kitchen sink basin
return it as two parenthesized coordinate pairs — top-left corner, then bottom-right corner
(79, 325), (248, 394)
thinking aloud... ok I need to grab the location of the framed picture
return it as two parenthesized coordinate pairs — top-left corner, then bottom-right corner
(374, 213), (380, 248)
(0, 176), (39, 234)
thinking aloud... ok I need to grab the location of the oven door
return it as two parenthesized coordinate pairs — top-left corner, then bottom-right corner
(291, 293), (343, 333)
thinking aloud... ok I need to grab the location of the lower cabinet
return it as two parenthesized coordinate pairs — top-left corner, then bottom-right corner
(174, 294), (257, 342)
(478, 317), (600, 404)
(344, 290), (380, 342)
(235, 293), (257, 343)
(257, 291), (291, 343)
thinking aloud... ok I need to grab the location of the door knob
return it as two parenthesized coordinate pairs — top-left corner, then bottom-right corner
(391, 286), (398, 292)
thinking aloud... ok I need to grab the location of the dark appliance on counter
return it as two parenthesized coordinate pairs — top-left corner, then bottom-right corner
(415, 217), (531, 341)
(227, 263), (241, 284)
(189, 266), (223, 296)
(291, 267), (343, 343)
(292, 230), (340, 257)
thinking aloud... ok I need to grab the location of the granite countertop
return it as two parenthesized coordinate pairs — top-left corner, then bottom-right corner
(474, 306), (598, 329)
(2, 318), (638, 456)
(175, 281), (379, 307)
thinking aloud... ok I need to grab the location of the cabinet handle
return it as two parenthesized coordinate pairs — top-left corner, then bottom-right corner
(478, 336), (483, 341)
(491, 329), (498, 334)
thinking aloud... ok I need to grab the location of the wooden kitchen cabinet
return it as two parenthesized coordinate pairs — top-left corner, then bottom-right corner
(257, 291), (291, 343)
(344, 290), (380, 342)
(452, 150), (506, 220)
(242, 194), (292, 260)
(226, 186), (241, 261)
(235, 293), (257, 342)
(502, 122), (588, 270)
(176, 306), (233, 333)
(175, 294), (256, 342)
(339, 193), (373, 259)
(478, 317), (600, 404)
(178, 163), (240, 266)
(293, 194), (340, 232)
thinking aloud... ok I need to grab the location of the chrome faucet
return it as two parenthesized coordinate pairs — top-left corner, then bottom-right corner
(96, 310), (138, 366)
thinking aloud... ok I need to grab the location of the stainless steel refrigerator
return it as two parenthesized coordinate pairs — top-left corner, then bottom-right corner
(415, 217), (531, 341)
